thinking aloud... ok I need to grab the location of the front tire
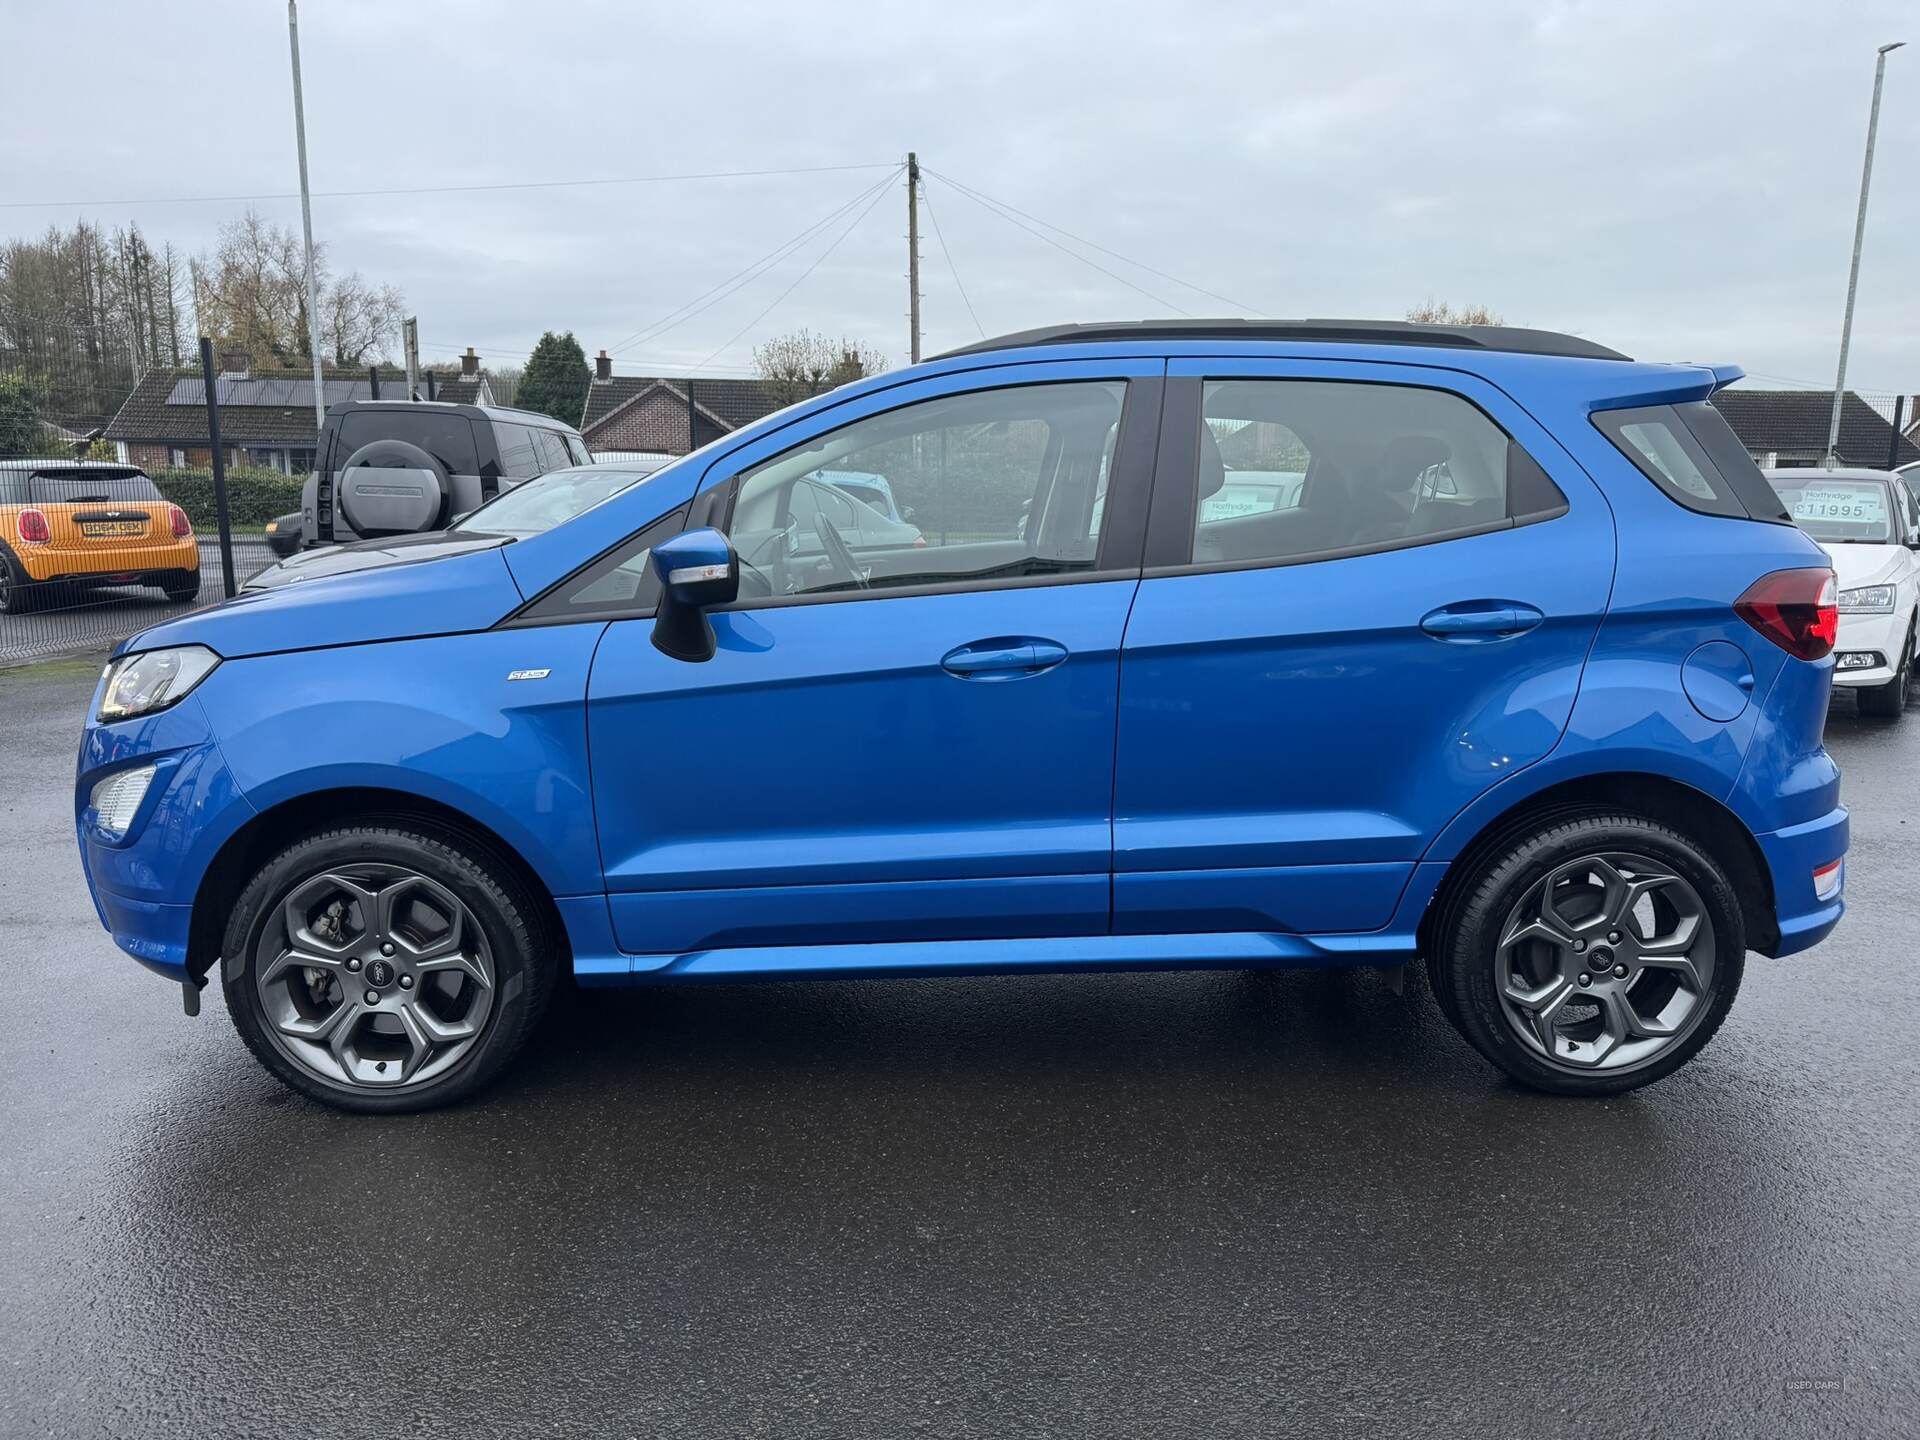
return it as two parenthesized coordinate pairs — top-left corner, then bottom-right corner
(1428, 813), (1745, 1096)
(1855, 618), (1914, 718)
(221, 823), (556, 1113)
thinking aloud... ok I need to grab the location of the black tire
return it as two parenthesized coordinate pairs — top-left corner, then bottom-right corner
(1855, 620), (1914, 718)
(221, 822), (556, 1113)
(1427, 812), (1745, 1096)
(0, 550), (39, 614)
(158, 571), (200, 604)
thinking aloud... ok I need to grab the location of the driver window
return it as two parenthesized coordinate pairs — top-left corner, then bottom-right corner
(721, 380), (1126, 600)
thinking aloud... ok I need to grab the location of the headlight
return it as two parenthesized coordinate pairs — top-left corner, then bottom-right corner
(97, 645), (220, 722)
(1837, 585), (1896, 613)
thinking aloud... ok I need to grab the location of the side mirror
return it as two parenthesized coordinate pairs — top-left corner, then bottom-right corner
(650, 527), (739, 662)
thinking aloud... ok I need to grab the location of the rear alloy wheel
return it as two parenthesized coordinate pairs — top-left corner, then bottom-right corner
(223, 825), (554, 1112)
(1856, 619), (1914, 718)
(1431, 815), (1744, 1095)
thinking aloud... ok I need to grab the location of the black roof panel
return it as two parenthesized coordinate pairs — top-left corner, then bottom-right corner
(935, 318), (1630, 362)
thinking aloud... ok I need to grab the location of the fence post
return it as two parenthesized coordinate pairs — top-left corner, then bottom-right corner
(1889, 396), (1907, 470)
(368, 365), (381, 400)
(198, 337), (238, 598)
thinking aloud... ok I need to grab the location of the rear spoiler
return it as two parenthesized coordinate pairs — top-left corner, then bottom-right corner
(1586, 362), (1746, 412)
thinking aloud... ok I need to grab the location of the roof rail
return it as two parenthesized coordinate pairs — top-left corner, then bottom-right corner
(934, 318), (1630, 363)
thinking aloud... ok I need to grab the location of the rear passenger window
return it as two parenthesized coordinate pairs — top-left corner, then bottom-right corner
(1190, 380), (1560, 567)
(532, 428), (573, 473)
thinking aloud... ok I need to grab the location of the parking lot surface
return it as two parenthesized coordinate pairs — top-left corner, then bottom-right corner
(2, 660), (1914, 1438)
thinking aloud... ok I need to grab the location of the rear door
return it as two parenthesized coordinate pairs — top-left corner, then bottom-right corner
(1112, 359), (1614, 937)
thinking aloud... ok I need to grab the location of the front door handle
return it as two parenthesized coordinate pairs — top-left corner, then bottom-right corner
(1420, 602), (1545, 641)
(941, 637), (1068, 680)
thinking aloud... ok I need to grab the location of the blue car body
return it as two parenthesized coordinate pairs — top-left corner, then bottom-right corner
(76, 330), (1846, 1008)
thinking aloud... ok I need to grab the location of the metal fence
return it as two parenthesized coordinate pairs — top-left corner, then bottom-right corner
(3, 324), (283, 665)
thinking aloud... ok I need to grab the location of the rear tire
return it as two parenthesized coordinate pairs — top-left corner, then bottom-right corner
(221, 822), (557, 1113)
(1856, 619), (1914, 718)
(0, 553), (40, 613)
(1428, 812), (1745, 1096)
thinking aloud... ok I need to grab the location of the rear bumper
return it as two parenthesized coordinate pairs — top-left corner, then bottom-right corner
(20, 540), (199, 582)
(1754, 804), (1849, 957)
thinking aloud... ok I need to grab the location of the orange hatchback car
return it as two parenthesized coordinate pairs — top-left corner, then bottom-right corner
(0, 460), (199, 613)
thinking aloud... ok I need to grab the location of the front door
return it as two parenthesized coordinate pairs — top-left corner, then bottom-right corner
(583, 362), (1163, 961)
(1112, 360), (1615, 937)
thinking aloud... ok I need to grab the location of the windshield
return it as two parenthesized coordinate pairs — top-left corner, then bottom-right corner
(1768, 475), (1895, 544)
(451, 466), (645, 538)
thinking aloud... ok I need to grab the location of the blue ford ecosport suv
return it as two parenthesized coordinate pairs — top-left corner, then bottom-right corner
(75, 320), (1848, 1112)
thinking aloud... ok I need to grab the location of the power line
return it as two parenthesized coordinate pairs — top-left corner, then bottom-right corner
(605, 168), (902, 356)
(928, 166), (1264, 316)
(695, 178), (897, 371)
(925, 174), (1190, 318)
(0, 162), (901, 211)
(920, 182), (985, 341)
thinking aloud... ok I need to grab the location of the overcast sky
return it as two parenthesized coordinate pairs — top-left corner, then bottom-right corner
(4, 0), (1915, 391)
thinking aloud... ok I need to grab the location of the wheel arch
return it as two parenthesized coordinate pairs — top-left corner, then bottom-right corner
(1417, 771), (1777, 960)
(186, 786), (570, 984)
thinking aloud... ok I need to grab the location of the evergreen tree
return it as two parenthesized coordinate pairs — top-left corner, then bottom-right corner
(517, 331), (590, 425)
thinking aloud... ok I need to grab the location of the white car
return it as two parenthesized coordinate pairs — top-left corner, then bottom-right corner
(1766, 467), (1920, 717)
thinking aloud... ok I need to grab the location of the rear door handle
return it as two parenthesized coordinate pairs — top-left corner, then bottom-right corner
(941, 637), (1068, 680)
(1420, 602), (1545, 641)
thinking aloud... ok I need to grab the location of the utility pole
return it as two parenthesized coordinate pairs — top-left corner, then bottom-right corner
(403, 316), (420, 399)
(906, 152), (922, 364)
(287, 0), (327, 432)
(1825, 40), (1904, 467)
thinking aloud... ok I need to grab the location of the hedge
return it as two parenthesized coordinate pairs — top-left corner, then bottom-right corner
(147, 466), (304, 529)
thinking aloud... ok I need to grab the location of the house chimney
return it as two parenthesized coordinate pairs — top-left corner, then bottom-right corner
(219, 349), (250, 378)
(461, 346), (480, 378)
(595, 349), (612, 383)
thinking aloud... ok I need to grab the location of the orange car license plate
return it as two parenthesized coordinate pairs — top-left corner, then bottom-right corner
(81, 520), (147, 537)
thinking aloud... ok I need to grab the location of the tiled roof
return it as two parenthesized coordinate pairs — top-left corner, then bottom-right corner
(580, 375), (812, 441)
(1712, 389), (1920, 469)
(105, 366), (486, 445)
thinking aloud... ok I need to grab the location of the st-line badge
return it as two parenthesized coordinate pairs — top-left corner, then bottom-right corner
(506, 669), (551, 682)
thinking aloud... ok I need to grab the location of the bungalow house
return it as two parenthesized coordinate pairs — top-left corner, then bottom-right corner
(578, 348), (815, 461)
(1711, 387), (1919, 470)
(104, 347), (494, 473)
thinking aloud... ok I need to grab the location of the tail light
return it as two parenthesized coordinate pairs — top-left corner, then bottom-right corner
(168, 504), (193, 539)
(16, 508), (51, 544)
(1735, 567), (1838, 660)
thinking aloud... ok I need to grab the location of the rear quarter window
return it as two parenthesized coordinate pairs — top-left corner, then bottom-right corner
(1592, 403), (1781, 520)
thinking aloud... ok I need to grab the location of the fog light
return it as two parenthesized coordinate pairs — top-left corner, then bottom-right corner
(1836, 651), (1883, 670)
(1812, 860), (1843, 902)
(90, 764), (156, 837)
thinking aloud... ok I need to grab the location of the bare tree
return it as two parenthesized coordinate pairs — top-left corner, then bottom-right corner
(319, 272), (405, 366)
(1406, 299), (1505, 326)
(753, 328), (887, 406)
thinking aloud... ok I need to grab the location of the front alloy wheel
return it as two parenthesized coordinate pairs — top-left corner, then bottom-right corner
(255, 866), (496, 1090)
(223, 824), (553, 1112)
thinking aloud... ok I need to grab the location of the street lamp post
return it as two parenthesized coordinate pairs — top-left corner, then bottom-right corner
(287, 0), (327, 433)
(1824, 40), (1904, 468)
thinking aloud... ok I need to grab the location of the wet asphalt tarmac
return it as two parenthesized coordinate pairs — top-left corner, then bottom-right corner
(2, 659), (1915, 1439)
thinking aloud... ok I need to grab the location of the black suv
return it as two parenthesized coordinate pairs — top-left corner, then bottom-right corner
(290, 399), (591, 551)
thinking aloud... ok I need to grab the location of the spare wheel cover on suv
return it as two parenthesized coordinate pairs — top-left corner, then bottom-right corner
(335, 439), (450, 536)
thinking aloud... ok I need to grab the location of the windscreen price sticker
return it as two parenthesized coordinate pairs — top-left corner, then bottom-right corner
(1792, 487), (1886, 524)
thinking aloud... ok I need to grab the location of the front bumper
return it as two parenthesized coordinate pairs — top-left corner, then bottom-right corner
(1754, 804), (1849, 956)
(76, 690), (256, 985)
(1830, 610), (1908, 688)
